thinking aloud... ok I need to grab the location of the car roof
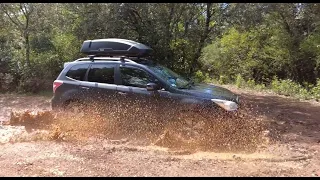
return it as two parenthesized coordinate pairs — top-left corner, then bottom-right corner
(64, 56), (157, 69)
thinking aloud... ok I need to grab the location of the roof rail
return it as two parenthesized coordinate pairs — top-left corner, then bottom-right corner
(74, 55), (137, 63)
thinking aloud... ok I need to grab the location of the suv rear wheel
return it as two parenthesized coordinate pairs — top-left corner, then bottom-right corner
(63, 99), (87, 114)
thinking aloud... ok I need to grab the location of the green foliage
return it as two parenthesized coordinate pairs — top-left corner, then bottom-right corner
(255, 84), (266, 91)
(201, 24), (293, 84)
(311, 79), (320, 100)
(270, 77), (313, 99)
(51, 32), (80, 63)
(17, 66), (50, 93)
(271, 77), (297, 96)
(194, 70), (211, 83)
(246, 79), (256, 89)
(0, 73), (15, 92)
(235, 74), (245, 88)
(234, 74), (265, 91)
(230, 74), (315, 100)
(31, 34), (54, 53)
(0, 2), (319, 101)
(218, 75), (229, 85)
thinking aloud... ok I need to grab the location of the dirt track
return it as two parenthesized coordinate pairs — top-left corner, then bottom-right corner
(0, 88), (320, 177)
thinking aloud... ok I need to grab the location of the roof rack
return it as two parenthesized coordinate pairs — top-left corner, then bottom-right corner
(74, 55), (137, 63)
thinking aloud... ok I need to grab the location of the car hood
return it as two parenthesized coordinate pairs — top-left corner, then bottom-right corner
(181, 83), (239, 102)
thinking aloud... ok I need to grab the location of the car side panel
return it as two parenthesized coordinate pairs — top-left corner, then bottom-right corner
(116, 63), (213, 110)
(52, 60), (218, 112)
(78, 63), (121, 108)
(51, 79), (82, 110)
(52, 63), (91, 109)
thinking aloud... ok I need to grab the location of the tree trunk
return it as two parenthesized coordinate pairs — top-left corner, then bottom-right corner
(25, 33), (30, 68)
(189, 3), (212, 76)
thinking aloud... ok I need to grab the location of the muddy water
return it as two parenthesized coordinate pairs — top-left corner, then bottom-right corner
(1, 93), (320, 176)
(3, 99), (269, 154)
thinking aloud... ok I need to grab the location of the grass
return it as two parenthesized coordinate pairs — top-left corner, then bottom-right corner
(194, 71), (320, 102)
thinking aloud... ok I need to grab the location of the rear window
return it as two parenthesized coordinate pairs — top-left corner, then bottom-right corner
(66, 64), (89, 81)
(87, 64), (115, 84)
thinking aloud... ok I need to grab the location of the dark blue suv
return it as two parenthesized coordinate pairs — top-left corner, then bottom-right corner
(51, 39), (239, 112)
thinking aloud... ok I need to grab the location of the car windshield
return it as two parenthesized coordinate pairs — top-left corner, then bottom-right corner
(147, 64), (191, 89)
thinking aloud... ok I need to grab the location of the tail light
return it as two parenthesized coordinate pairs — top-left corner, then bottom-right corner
(53, 80), (63, 93)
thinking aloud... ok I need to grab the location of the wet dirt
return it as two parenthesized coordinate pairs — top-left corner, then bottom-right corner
(0, 89), (320, 177)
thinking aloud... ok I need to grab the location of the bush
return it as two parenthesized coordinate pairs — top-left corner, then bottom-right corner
(234, 74), (266, 91)
(298, 88), (313, 100)
(18, 76), (48, 93)
(311, 79), (320, 100)
(0, 73), (15, 92)
(194, 70), (211, 83)
(235, 74), (246, 88)
(218, 75), (229, 84)
(255, 83), (266, 91)
(246, 79), (256, 89)
(270, 77), (313, 99)
(271, 78), (298, 96)
(17, 66), (52, 93)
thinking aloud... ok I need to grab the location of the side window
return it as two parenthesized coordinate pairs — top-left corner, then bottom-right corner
(66, 64), (89, 81)
(120, 67), (154, 88)
(88, 64), (115, 84)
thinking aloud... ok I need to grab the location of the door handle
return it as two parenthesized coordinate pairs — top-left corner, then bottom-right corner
(80, 86), (90, 90)
(118, 92), (127, 95)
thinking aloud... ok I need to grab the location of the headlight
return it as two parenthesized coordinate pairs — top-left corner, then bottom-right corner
(211, 99), (238, 111)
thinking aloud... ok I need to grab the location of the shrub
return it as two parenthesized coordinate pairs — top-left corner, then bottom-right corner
(17, 66), (52, 93)
(270, 77), (313, 99)
(235, 74), (246, 88)
(311, 79), (320, 100)
(218, 75), (229, 85)
(275, 79), (300, 96)
(194, 70), (211, 83)
(246, 79), (256, 89)
(0, 73), (15, 92)
(255, 83), (266, 91)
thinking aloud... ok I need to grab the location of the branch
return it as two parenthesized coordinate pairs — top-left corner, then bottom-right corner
(20, 3), (33, 31)
(19, 3), (27, 18)
(205, 3), (213, 34)
(27, 3), (34, 15)
(279, 11), (293, 36)
(19, 3), (29, 31)
(166, 4), (175, 39)
(171, 5), (186, 33)
(21, 3), (34, 18)
(0, 4), (23, 30)
(130, 8), (143, 24)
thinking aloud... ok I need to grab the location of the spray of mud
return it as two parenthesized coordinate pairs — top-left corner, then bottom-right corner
(7, 98), (270, 153)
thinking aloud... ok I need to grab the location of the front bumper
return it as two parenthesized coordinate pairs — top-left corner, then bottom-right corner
(211, 95), (240, 112)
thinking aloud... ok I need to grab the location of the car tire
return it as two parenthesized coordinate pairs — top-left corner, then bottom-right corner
(64, 99), (87, 114)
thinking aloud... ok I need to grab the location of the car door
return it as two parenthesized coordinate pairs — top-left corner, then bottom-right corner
(79, 63), (118, 107)
(63, 63), (91, 102)
(117, 65), (153, 103)
(117, 64), (175, 118)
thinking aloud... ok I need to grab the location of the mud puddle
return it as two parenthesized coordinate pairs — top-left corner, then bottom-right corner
(0, 102), (289, 162)
(1, 93), (320, 176)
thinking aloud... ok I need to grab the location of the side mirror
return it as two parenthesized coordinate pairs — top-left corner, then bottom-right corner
(146, 82), (159, 91)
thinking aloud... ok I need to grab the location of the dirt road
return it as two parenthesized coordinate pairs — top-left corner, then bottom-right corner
(0, 89), (320, 177)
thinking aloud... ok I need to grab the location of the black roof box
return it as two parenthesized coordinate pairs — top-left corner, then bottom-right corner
(80, 38), (153, 57)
